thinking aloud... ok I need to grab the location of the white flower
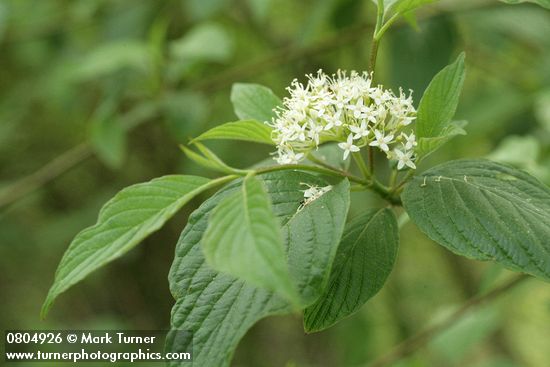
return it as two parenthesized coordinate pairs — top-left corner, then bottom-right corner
(394, 149), (416, 170)
(324, 110), (343, 130)
(369, 87), (390, 105)
(369, 130), (394, 152)
(308, 122), (324, 145)
(276, 148), (304, 165)
(402, 132), (417, 150)
(268, 69), (417, 167)
(349, 121), (369, 139)
(363, 106), (378, 124)
(338, 134), (360, 160)
(346, 98), (370, 119)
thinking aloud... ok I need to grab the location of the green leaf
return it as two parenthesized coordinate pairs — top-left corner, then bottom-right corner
(416, 120), (467, 158)
(89, 97), (127, 169)
(167, 171), (349, 366)
(304, 208), (399, 332)
(402, 159), (550, 281)
(371, 0), (399, 11)
(284, 178), (350, 305)
(230, 83), (282, 122)
(393, 0), (437, 14)
(499, 0), (550, 9)
(416, 53), (466, 140)
(487, 135), (540, 168)
(192, 119), (274, 145)
(402, 10), (420, 31)
(69, 41), (150, 81)
(202, 175), (298, 303)
(42, 175), (230, 318)
(181, 142), (248, 175)
(161, 92), (208, 142)
(170, 22), (233, 63)
(90, 117), (126, 169)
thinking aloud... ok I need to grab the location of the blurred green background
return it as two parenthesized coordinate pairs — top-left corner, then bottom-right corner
(1, 0), (550, 366)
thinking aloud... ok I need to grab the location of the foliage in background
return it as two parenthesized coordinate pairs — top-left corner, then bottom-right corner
(2, 0), (550, 366)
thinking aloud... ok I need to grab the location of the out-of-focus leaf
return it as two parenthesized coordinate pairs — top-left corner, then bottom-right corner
(170, 23), (233, 63)
(162, 92), (208, 142)
(185, 0), (230, 20)
(246, 0), (272, 21)
(499, 0), (550, 9)
(402, 10), (419, 31)
(535, 90), (550, 132)
(297, 0), (339, 44)
(0, 2), (7, 41)
(487, 136), (549, 182)
(429, 306), (499, 362)
(70, 41), (150, 81)
(503, 282), (550, 367)
(90, 117), (126, 169)
(230, 83), (282, 122)
(387, 16), (458, 95)
(487, 135), (540, 168)
(89, 97), (126, 169)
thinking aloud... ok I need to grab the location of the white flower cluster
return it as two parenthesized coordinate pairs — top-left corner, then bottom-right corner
(268, 70), (418, 170)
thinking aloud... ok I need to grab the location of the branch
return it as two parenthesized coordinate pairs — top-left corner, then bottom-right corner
(0, 143), (92, 209)
(0, 102), (159, 210)
(367, 274), (530, 367)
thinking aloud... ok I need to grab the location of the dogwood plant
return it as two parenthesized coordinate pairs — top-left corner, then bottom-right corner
(42, 1), (550, 366)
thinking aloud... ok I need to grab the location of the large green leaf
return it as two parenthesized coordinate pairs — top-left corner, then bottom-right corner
(42, 175), (229, 318)
(283, 178), (350, 305)
(416, 53), (466, 145)
(304, 208), (399, 332)
(202, 176), (298, 303)
(167, 171), (349, 367)
(230, 83), (282, 122)
(499, 0), (550, 9)
(402, 159), (550, 281)
(192, 120), (274, 145)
